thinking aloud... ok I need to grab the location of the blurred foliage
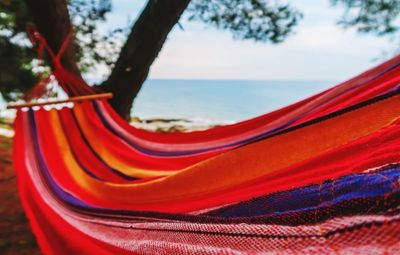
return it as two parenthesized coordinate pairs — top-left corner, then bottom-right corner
(0, 37), (36, 101)
(331, 0), (400, 36)
(0, 0), (36, 101)
(69, 0), (125, 72)
(187, 0), (302, 43)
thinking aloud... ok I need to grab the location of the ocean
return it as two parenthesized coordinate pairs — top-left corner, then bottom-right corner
(1, 79), (336, 124)
(132, 79), (335, 125)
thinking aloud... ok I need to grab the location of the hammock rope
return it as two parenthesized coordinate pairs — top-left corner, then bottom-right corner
(12, 29), (400, 254)
(25, 26), (97, 99)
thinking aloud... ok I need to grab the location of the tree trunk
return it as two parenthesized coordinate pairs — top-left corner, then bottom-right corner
(101, 0), (191, 119)
(25, 0), (191, 119)
(24, 0), (81, 77)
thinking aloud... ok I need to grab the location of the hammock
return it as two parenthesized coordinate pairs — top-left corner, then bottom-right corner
(12, 32), (400, 254)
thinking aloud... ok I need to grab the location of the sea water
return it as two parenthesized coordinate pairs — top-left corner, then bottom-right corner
(132, 79), (335, 125)
(1, 79), (335, 124)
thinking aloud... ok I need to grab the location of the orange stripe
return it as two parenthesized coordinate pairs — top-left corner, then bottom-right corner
(40, 95), (400, 208)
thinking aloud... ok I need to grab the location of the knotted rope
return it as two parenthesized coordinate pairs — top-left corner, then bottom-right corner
(25, 26), (98, 100)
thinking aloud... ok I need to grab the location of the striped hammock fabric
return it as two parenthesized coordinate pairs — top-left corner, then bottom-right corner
(13, 55), (400, 254)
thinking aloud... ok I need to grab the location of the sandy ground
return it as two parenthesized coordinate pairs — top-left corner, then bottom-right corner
(0, 135), (41, 254)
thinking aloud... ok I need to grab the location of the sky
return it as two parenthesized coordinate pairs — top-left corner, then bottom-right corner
(89, 0), (395, 82)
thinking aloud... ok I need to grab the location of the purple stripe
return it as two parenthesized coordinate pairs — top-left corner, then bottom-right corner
(27, 110), (94, 207)
(65, 109), (138, 181)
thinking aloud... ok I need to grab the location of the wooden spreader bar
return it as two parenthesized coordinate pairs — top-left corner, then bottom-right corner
(6, 93), (113, 109)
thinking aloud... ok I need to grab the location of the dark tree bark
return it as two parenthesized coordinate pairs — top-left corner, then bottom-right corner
(101, 0), (191, 119)
(24, 0), (81, 77)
